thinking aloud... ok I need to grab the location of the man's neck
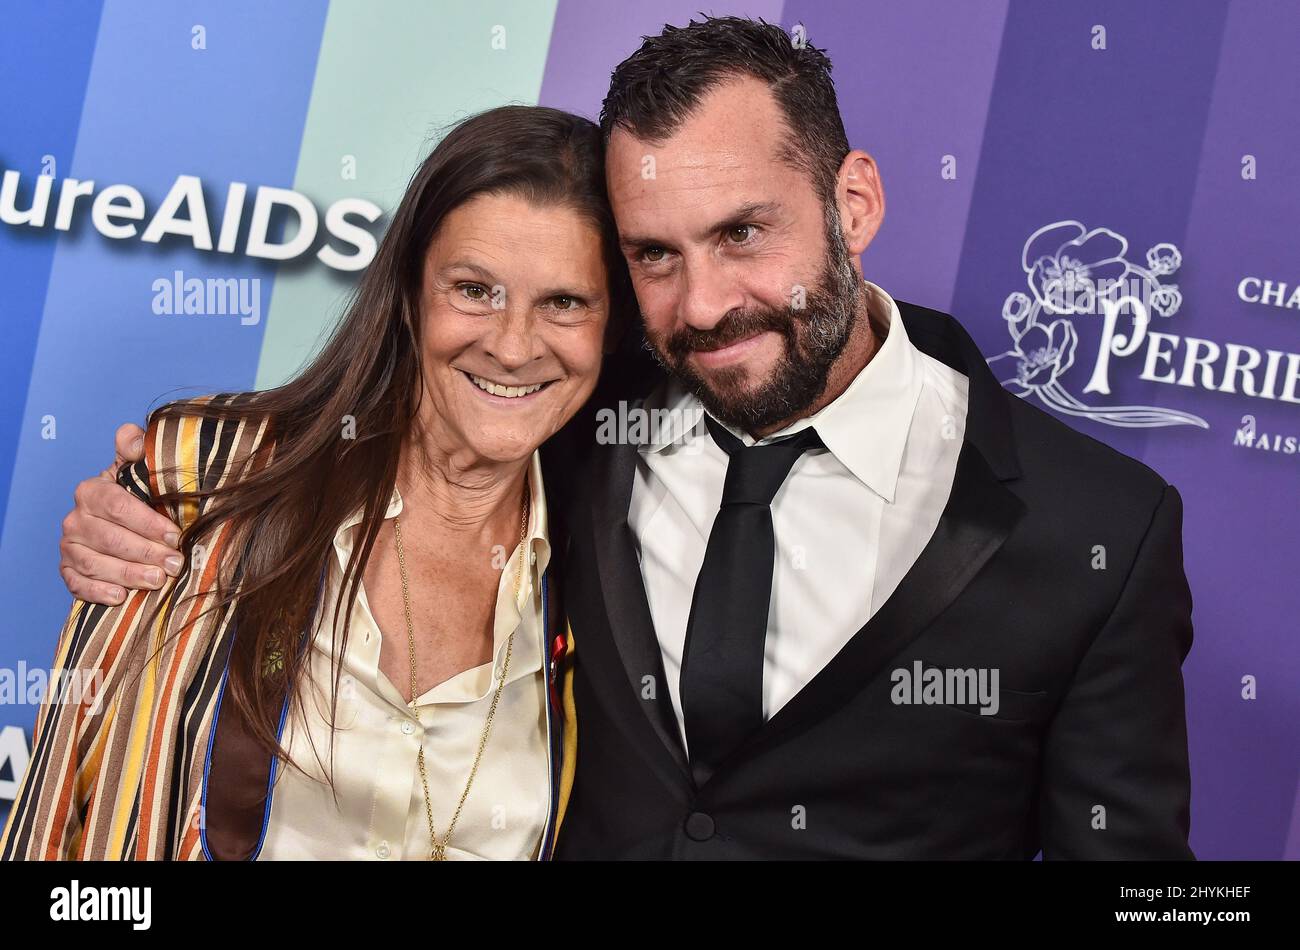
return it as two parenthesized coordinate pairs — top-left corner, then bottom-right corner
(749, 296), (882, 439)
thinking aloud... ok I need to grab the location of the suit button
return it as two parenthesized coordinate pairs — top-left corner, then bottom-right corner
(684, 811), (715, 841)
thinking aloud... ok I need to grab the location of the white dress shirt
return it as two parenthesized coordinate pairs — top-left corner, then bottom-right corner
(259, 452), (551, 860)
(628, 281), (970, 751)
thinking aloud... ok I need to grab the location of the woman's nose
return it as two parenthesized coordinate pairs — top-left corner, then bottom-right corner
(484, 309), (539, 369)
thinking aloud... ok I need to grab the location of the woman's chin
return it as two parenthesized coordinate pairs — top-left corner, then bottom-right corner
(461, 431), (543, 466)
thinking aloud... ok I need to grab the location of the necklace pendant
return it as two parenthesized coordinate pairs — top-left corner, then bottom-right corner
(431, 843), (446, 861)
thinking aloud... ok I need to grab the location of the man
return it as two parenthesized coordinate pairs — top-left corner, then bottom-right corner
(55, 17), (1194, 859)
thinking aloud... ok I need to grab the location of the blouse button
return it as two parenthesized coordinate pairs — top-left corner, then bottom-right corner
(375, 841), (390, 859)
(400, 720), (415, 735)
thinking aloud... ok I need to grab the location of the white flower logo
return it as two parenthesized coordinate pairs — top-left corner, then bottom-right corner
(988, 220), (1207, 428)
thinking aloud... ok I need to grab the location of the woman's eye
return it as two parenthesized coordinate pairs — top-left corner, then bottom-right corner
(458, 283), (488, 300)
(726, 225), (754, 244)
(551, 295), (578, 311)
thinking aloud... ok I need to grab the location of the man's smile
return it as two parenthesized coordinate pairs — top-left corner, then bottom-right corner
(689, 330), (782, 370)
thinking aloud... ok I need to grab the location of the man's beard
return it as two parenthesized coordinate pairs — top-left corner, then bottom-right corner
(644, 202), (864, 434)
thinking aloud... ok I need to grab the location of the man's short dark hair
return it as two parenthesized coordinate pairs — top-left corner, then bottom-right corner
(599, 15), (851, 201)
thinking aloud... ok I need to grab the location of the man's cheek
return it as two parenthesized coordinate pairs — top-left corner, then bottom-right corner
(631, 282), (675, 329)
(640, 313), (675, 350)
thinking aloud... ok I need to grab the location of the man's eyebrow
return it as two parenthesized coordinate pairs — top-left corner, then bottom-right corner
(619, 200), (784, 252)
(618, 232), (660, 253)
(710, 201), (783, 235)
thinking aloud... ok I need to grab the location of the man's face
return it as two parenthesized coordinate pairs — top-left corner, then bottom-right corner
(606, 75), (863, 433)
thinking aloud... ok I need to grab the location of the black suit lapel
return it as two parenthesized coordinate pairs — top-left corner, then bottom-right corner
(588, 428), (693, 780)
(735, 438), (1026, 762)
(718, 299), (1028, 769)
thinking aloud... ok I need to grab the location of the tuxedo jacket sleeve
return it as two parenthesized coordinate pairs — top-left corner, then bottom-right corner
(1040, 483), (1194, 858)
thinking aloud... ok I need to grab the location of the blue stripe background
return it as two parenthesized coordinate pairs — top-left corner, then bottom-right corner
(0, 2), (327, 805)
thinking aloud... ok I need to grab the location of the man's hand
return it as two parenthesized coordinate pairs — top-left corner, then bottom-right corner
(59, 423), (184, 605)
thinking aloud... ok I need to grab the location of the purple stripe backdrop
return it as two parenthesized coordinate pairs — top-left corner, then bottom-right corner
(784, 0), (1009, 313)
(950, 0), (1229, 462)
(1140, 0), (1300, 860)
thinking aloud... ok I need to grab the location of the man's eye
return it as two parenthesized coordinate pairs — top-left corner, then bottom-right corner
(726, 225), (754, 244)
(642, 247), (666, 263)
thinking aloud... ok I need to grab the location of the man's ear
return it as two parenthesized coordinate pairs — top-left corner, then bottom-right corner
(835, 149), (885, 257)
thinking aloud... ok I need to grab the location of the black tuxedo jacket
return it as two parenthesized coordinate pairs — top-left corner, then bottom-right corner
(543, 300), (1195, 860)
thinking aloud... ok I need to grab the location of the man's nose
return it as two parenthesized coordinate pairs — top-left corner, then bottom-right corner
(677, 255), (745, 331)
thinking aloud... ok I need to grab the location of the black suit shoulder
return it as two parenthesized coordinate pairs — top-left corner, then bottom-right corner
(1002, 388), (1172, 524)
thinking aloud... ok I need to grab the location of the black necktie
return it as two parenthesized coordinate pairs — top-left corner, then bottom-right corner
(680, 413), (823, 786)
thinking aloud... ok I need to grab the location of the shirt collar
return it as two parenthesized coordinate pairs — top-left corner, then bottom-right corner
(520, 449), (551, 587)
(641, 280), (923, 503)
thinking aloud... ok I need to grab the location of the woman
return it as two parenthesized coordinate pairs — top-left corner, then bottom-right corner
(0, 105), (632, 860)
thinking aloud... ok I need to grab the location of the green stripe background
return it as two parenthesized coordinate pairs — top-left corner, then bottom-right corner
(256, 0), (559, 388)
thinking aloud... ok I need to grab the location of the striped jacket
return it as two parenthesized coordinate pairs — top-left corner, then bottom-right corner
(0, 398), (578, 860)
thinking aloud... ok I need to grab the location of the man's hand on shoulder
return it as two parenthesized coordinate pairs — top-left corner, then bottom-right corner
(59, 422), (184, 605)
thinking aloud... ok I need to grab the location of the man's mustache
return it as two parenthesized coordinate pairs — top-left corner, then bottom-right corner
(665, 307), (795, 362)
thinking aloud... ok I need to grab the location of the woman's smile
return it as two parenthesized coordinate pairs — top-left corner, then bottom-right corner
(460, 369), (558, 403)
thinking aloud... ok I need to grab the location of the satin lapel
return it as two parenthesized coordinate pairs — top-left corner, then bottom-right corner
(588, 435), (692, 780)
(201, 658), (278, 861)
(740, 437), (1026, 759)
(202, 561), (326, 860)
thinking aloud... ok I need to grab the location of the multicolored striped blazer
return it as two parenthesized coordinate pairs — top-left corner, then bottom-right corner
(0, 397), (578, 860)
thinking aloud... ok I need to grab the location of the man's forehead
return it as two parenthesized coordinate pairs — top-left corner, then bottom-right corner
(605, 76), (790, 185)
(605, 124), (790, 202)
(609, 134), (740, 185)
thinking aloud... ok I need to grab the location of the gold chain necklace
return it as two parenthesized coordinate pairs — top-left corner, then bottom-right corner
(392, 485), (529, 861)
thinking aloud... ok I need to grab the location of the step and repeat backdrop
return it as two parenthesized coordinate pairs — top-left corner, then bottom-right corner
(0, 0), (1295, 859)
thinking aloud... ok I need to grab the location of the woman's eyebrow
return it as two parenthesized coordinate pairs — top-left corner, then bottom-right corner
(535, 284), (604, 302)
(439, 260), (498, 283)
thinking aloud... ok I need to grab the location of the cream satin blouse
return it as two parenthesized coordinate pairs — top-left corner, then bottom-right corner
(258, 452), (552, 860)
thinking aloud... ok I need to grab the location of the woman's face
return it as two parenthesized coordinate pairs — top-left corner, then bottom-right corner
(417, 192), (610, 465)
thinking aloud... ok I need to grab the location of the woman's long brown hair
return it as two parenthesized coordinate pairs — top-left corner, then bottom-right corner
(139, 106), (630, 782)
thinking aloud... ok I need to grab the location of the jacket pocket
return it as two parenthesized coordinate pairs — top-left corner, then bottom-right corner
(942, 685), (1051, 723)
